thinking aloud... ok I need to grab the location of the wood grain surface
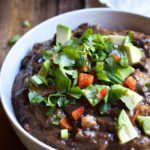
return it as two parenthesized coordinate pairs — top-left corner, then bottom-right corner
(0, 0), (85, 149)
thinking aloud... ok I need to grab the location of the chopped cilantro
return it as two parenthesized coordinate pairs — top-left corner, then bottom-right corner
(22, 20), (31, 28)
(45, 107), (56, 116)
(124, 32), (133, 45)
(31, 75), (48, 87)
(76, 54), (87, 67)
(54, 43), (62, 52)
(63, 47), (79, 59)
(100, 103), (111, 115)
(67, 87), (82, 99)
(52, 116), (62, 125)
(9, 35), (21, 45)
(146, 83), (150, 92)
(28, 91), (44, 104)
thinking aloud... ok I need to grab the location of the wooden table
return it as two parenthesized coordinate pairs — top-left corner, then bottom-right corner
(0, 0), (85, 149)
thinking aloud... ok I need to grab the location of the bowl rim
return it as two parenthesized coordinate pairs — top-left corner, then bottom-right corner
(0, 8), (150, 150)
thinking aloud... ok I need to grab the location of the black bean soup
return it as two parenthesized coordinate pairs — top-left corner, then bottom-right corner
(12, 24), (150, 150)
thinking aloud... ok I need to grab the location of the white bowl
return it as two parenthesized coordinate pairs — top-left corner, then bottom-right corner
(0, 8), (150, 150)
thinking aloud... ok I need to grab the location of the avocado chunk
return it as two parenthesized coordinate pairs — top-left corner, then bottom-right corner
(56, 24), (71, 46)
(117, 66), (135, 80)
(124, 44), (142, 65)
(104, 35), (126, 46)
(38, 60), (50, 77)
(120, 88), (143, 110)
(137, 116), (150, 136)
(117, 110), (138, 144)
(82, 84), (110, 106)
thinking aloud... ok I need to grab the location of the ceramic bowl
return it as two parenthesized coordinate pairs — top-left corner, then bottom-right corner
(0, 8), (150, 150)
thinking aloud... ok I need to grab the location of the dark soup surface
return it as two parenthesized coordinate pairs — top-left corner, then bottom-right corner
(12, 24), (150, 150)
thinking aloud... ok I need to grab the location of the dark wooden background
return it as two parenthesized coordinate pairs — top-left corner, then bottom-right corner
(0, 0), (103, 149)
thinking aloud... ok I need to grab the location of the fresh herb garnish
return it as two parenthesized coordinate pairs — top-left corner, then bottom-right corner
(28, 91), (44, 104)
(9, 35), (21, 45)
(67, 87), (82, 99)
(27, 25), (139, 118)
(52, 116), (62, 125)
(22, 20), (31, 28)
(45, 107), (56, 116)
(54, 43), (62, 52)
(146, 83), (150, 92)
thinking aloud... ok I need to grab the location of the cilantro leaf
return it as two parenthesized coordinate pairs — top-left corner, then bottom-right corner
(68, 87), (82, 99)
(124, 32), (133, 45)
(52, 116), (62, 125)
(54, 54), (75, 67)
(54, 43), (62, 52)
(105, 40), (113, 53)
(31, 75), (48, 87)
(28, 91), (44, 103)
(55, 68), (71, 93)
(41, 50), (55, 61)
(81, 28), (93, 42)
(108, 85), (128, 105)
(120, 56), (128, 68)
(76, 54), (87, 67)
(44, 93), (63, 106)
(63, 47), (79, 59)
(146, 83), (150, 92)
(100, 103), (111, 115)
(45, 106), (56, 116)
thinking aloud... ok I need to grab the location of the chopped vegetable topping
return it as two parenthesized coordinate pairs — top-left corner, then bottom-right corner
(117, 110), (138, 144)
(60, 116), (73, 130)
(96, 87), (107, 100)
(78, 73), (94, 88)
(9, 35), (21, 45)
(124, 76), (136, 91)
(27, 25), (144, 140)
(146, 83), (150, 92)
(61, 129), (69, 139)
(52, 116), (62, 125)
(72, 106), (84, 120)
(22, 20), (31, 27)
(112, 54), (120, 62)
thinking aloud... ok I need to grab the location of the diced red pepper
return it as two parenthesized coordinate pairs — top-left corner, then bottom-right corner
(124, 76), (136, 91)
(112, 54), (120, 62)
(78, 73), (94, 88)
(59, 116), (73, 130)
(72, 106), (84, 120)
(96, 87), (107, 100)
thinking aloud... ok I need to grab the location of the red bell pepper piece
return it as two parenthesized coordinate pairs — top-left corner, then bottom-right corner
(124, 76), (136, 91)
(96, 87), (107, 100)
(78, 73), (94, 88)
(72, 106), (84, 120)
(112, 54), (120, 62)
(59, 116), (73, 130)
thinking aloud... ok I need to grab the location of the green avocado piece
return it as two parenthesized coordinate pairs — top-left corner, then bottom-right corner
(137, 116), (150, 136)
(117, 110), (138, 144)
(56, 24), (71, 46)
(38, 60), (50, 77)
(124, 44), (142, 65)
(117, 66), (135, 80)
(120, 88), (143, 111)
(104, 35), (126, 46)
(82, 84), (110, 106)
